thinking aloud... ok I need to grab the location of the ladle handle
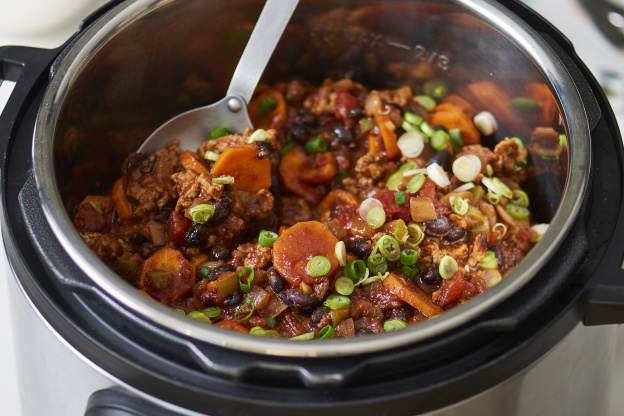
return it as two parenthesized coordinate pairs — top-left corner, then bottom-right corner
(226, 0), (299, 102)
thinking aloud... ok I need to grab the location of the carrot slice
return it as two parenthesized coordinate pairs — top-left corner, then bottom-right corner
(368, 133), (380, 155)
(180, 150), (210, 174)
(137, 247), (196, 303)
(248, 89), (287, 131)
(210, 146), (271, 193)
(278, 147), (322, 203)
(111, 178), (133, 221)
(525, 82), (558, 127)
(430, 103), (481, 145)
(272, 221), (339, 287)
(374, 113), (400, 160)
(316, 189), (360, 218)
(383, 273), (443, 317)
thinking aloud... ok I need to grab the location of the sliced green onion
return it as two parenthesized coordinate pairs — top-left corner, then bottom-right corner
(406, 173), (426, 194)
(427, 162), (451, 187)
(238, 268), (255, 293)
(367, 257), (388, 274)
(318, 325), (335, 339)
(249, 129), (267, 143)
(423, 79), (448, 100)
(361, 272), (388, 286)
(450, 196), (470, 215)
(487, 189), (502, 205)
(188, 311), (212, 324)
(492, 178), (513, 199)
(307, 256), (331, 277)
(335, 170), (349, 183)
(346, 259), (367, 282)
(541, 154), (559, 160)
(306, 136), (328, 154)
(401, 264), (419, 278)
(473, 111), (497, 135)
(492, 222), (508, 239)
(290, 332), (315, 340)
(208, 127), (228, 140)
(256, 95), (277, 116)
(486, 164), (494, 177)
(406, 224), (425, 247)
(89, 201), (103, 214)
(452, 155), (481, 183)
(506, 203), (530, 220)
(359, 118), (375, 132)
(531, 223), (549, 242)
(386, 162), (417, 191)
(366, 206), (386, 229)
(324, 294), (351, 310)
(484, 269), (502, 288)
(439, 255), (458, 280)
(335, 276), (355, 296)
(204, 151), (221, 162)
(258, 230), (279, 248)
(559, 134), (567, 147)
(264, 317), (277, 328)
(511, 97), (539, 113)
(414, 95), (436, 112)
(234, 297), (255, 321)
(249, 326), (280, 337)
(279, 141), (296, 155)
(404, 111), (424, 126)
(400, 248), (418, 266)
(212, 176), (235, 185)
(511, 189), (530, 208)
(510, 137), (525, 150)
(394, 226), (409, 243)
(395, 191), (406, 205)
(420, 121), (435, 138)
(431, 130), (450, 151)
(202, 307), (222, 318)
(335, 241), (347, 267)
(397, 131), (425, 157)
(480, 250), (498, 269)
(173, 308), (186, 315)
(402, 119), (421, 133)
(199, 266), (210, 279)
(375, 235), (401, 262)
(189, 204), (215, 224)
(384, 320), (408, 332)
(449, 128), (463, 149)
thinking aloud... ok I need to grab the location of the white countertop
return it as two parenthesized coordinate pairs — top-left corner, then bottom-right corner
(1, 1), (623, 415)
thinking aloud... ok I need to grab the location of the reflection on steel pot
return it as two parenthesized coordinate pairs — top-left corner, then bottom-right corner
(1, 0), (623, 415)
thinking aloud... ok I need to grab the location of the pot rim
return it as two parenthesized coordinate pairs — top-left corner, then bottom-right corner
(32, 0), (590, 357)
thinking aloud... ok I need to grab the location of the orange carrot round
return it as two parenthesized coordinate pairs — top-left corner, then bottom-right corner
(248, 89), (287, 131)
(278, 147), (322, 203)
(180, 149), (210, 174)
(111, 178), (133, 221)
(210, 146), (271, 193)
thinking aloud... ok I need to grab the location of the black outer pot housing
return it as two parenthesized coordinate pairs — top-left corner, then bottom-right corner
(1, 1), (624, 415)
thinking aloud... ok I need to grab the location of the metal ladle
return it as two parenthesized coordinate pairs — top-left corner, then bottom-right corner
(137, 0), (299, 153)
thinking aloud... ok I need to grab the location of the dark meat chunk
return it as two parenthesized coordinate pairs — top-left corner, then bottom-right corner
(81, 232), (123, 264)
(355, 154), (397, 188)
(278, 197), (314, 227)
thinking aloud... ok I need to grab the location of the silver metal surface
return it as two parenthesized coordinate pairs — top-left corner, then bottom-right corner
(32, 0), (591, 357)
(137, 0), (298, 153)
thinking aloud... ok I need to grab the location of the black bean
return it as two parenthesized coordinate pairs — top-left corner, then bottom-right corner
(223, 290), (243, 307)
(130, 232), (148, 245)
(186, 223), (210, 246)
(268, 267), (287, 293)
(277, 289), (319, 310)
(421, 268), (442, 286)
(347, 108), (364, 119)
(295, 109), (317, 128)
(429, 150), (452, 172)
(332, 125), (354, 144)
(154, 208), (171, 224)
(209, 245), (231, 261)
(424, 216), (452, 237)
(204, 264), (235, 281)
(288, 122), (310, 142)
(126, 153), (147, 170)
(255, 141), (273, 159)
(348, 239), (372, 258)
(309, 306), (331, 326)
(140, 243), (160, 259)
(445, 226), (467, 243)
(208, 198), (230, 225)
(356, 328), (372, 336)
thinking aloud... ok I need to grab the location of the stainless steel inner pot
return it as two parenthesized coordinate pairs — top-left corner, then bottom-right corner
(32, 0), (590, 356)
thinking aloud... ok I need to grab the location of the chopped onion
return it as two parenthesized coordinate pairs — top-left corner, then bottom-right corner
(452, 155), (482, 182)
(397, 131), (425, 158)
(359, 197), (384, 221)
(335, 241), (347, 267)
(452, 182), (475, 192)
(473, 111), (497, 136)
(427, 163), (450, 187)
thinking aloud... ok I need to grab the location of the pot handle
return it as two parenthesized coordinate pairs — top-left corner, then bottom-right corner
(85, 389), (186, 416)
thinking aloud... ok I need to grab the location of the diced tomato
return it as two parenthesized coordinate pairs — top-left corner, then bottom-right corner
(416, 178), (451, 217)
(373, 190), (411, 222)
(167, 211), (192, 246)
(334, 92), (361, 121)
(436, 270), (467, 309)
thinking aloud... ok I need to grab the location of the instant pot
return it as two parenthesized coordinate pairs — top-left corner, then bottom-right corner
(1, 0), (624, 415)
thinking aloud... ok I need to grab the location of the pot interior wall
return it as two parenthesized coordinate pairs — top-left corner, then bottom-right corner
(53, 0), (568, 222)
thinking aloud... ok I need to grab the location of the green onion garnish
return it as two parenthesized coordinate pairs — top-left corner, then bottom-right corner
(335, 170), (349, 183)
(413, 95), (437, 112)
(449, 128), (463, 148)
(249, 129), (267, 143)
(420, 121), (435, 138)
(510, 137), (525, 150)
(511, 97), (539, 113)
(264, 317), (277, 328)
(423, 79), (448, 100)
(307, 255), (331, 277)
(204, 151), (221, 161)
(395, 191), (406, 205)
(431, 130), (450, 151)
(384, 319), (408, 332)
(238, 268), (254, 293)
(279, 141), (296, 155)
(258, 230), (279, 248)
(202, 307), (222, 318)
(359, 118), (375, 132)
(234, 297), (255, 321)
(335, 241), (347, 267)
(394, 226), (409, 243)
(511, 189), (530, 208)
(406, 173), (426, 194)
(366, 206), (386, 229)
(439, 255), (458, 280)
(375, 235), (401, 262)
(305, 136), (328, 154)
(401, 264), (419, 278)
(480, 250), (498, 269)
(290, 332), (315, 340)
(486, 164), (494, 177)
(404, 111), (424, 126)
(386, 162), (417, 191)
(406, 224), (425, 247)
(249, 326), (280, 337)
(208, 127), (228, 140)
(189, 204), (215, 224)
(559, 134), (567, 147)
(400, 248), (418, 266)
(506, 203), (530, 220)
(323, 294), (351, 310)
(450, 197), (469, 215)
(487, 189), (502, 205)
(346, 259), (367, 282)
(212, 176), (235, 185)
(492, 178), (513, 199)
(188, 311), (212, 324)
(318, 325), (335, 339)
(367, 258), (388, 274)
(335, 276), (355, 296)
(89, 201), (103, 214)
(199, 266), (210, 279)
(256, 95), (277, 116)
